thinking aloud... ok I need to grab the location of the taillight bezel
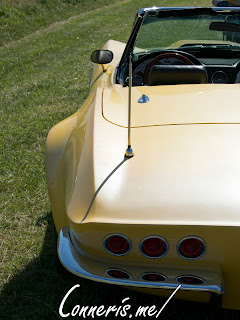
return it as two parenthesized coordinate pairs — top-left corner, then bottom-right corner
(177, 236), (206, 260)
(106, 268), (132, 279)
(140, 235), (168, 259)
(176, 275), (206, 285)
(140, 272), (167, 282)
(104, 234), (131, 256)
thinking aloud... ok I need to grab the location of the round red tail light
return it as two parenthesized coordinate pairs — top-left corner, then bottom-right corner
(104, 234), (131, 256)
(177, 236), (206, 260)
(141, 273), (167, 282)
(140, 236), (168, 258)
(106, 269), (131, 279)
(176, 275), (205, 285)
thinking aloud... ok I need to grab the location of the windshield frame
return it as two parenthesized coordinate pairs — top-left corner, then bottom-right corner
(116, 6), (240, 84)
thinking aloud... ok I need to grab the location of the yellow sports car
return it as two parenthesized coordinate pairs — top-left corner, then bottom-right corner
(45, 7), (240, 310)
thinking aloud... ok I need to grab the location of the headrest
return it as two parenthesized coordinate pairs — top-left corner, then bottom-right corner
(148, 65), (208, 86)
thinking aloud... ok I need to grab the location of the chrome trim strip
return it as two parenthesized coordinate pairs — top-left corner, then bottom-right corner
(103, 234), (131, 256)
(140, 235), (168, 259)
(58, 227), (223, 294)
(137, 7), (240, 15)
(177, 236), (206, 260)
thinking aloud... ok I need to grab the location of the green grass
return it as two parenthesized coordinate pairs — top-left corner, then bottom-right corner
(0, 0), (121, 46)
(1, 0), (240, 319)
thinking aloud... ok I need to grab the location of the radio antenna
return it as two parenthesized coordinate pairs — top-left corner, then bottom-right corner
(125, 53), (134, 158)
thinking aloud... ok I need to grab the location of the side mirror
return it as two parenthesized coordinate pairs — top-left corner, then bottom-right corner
(91, 50), (113, 64)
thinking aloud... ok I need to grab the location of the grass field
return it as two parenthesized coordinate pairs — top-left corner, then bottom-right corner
(0, 0), (121, 46)
(1, 0), (240, 319)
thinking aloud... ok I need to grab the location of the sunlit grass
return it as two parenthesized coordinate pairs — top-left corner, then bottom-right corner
(0, 0), (121, 46)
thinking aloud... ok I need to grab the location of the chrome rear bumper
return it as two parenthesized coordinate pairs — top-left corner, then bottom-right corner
(58, 227), (224, 295)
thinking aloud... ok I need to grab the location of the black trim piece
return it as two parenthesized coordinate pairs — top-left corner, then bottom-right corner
(117, 15), (143, 83)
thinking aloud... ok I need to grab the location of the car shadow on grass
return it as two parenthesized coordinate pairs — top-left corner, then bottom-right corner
(1, 211), (239, 320)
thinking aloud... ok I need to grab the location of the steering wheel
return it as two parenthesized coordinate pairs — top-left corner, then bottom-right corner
(143, 52), (195, 85)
